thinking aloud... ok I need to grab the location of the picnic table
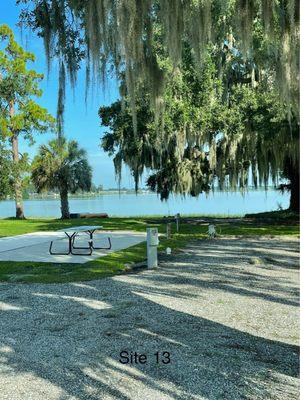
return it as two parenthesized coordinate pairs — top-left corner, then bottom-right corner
(49, 225), (111, 256)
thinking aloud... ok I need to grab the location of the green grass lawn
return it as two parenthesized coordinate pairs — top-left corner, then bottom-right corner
(0, 215), (298, 284)
(0, 217), (150, 237)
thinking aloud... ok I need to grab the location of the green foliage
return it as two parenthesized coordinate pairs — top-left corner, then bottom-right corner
(216, 84), (299, 190)
(0, 24), (55, 218)
(31, 138), (92, 195)
(0, 143), (12, 199)
(100, 30), (299, 205)
(0, 142), (31, 200)
(100, 93), (158, 189)
(18, 0), (299, 132)
(0, 24), (55, 141)
(100, 48), (222, 199)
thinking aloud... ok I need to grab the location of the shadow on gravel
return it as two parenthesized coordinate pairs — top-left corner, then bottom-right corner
(0, 238), (299, 399)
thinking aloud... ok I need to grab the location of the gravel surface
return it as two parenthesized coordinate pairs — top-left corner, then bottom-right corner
(0, 236), (299, 399)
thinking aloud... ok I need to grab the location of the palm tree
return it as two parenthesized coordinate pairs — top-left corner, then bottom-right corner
(31, 138), (92, 219)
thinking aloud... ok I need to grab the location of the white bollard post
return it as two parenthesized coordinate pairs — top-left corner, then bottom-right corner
(146, 227), (159, 269)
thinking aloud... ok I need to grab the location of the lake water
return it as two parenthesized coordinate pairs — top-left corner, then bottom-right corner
(0, 190), (289, 218)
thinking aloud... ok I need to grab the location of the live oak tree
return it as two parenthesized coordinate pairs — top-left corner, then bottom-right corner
(100, 42), (299, 210)
(0, 24), (55, 218)
(31, 138), (92, 219)
(18, 0), (299, 131)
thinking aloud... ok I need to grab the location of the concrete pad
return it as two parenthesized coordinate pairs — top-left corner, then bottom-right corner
(0, 231), (146, 264)
(0, 232), (64, 253)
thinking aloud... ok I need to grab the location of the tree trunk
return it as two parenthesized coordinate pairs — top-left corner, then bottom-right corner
(283, 156), (299, 213)
(10, 102), (25, 219)
(289, 168), (299, 213)
(60, 188), (70, 219)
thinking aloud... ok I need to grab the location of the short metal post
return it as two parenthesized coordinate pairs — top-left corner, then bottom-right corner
(146, 227), (158, 269)
(166, 223), (171, 239)
(175, 213), (180, 232)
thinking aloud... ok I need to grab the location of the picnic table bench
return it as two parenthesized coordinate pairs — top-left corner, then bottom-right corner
(49, 225), (111, 256)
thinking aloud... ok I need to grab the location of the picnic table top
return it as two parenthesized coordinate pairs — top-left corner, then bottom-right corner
(61, 225), (103, 233)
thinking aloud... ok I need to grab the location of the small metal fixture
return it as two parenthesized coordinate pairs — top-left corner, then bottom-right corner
(208, 224), (216, 239)
(166, 247), (172, 255)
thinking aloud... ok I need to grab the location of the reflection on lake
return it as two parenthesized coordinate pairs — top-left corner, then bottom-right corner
(0, 190), (289, 218)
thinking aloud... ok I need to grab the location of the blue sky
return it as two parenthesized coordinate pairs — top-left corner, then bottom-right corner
(0, 0), (137, 188)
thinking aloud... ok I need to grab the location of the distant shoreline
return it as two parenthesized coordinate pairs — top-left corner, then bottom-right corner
(2, 186), (280, 202)
(4, 189), (150, 201)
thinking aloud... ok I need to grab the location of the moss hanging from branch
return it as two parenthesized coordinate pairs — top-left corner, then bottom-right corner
(98, 36), (298, 203)
(18, 0), (299, 135)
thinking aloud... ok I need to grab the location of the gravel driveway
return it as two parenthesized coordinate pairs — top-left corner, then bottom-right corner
(0, 236), (299, 399)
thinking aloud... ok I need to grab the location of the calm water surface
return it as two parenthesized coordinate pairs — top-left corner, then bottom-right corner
(0, 190), (289, 218)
